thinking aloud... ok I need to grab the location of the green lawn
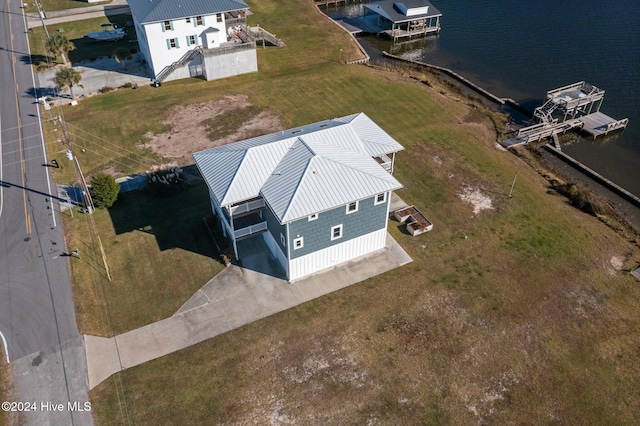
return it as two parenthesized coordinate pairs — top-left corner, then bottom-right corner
(27, 0), (112, 14)
(43, 0), (640, 424)
(30, 14), (138, 68)
(65, 182), (224, 335)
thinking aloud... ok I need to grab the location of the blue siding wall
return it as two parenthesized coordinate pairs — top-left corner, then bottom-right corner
(288, 194), (389, 259)
(263, 203), (287, 253)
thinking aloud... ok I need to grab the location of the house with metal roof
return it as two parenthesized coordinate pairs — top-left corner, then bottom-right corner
(127, 0), (257, 83)
(193, 113), (404, 281)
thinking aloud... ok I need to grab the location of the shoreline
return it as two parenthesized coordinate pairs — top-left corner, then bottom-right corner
(366, 53), (640, 238)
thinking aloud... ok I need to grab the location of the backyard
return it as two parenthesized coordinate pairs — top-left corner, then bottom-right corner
(25, 0), (640, 424)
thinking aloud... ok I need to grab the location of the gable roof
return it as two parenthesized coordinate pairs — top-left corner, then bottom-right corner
(128, 0), (249, 24)
(193, 113), (404, 223)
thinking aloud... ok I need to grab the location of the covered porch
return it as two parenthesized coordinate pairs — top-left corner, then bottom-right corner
(363, 0), (442, 40)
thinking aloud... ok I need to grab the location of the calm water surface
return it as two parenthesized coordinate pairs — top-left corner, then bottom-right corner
(326, 0), (640, 196)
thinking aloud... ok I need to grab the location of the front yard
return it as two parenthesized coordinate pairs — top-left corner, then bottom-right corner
(35, 0), (640, 424)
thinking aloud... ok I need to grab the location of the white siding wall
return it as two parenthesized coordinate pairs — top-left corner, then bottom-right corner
(288, 228), (386, 281)
(143, 14), (226, 77)
(263, 231), (289, 277)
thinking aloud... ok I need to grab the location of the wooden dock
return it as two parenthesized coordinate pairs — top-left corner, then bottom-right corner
(381, 26), (440, 40)
(578, 112), (629, 138)
(501, 112), (628, 149)
(501, 119), (583, 148)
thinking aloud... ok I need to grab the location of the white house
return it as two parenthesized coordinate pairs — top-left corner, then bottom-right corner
(193, 113), (405, 281)
(128, 0), (257, 82)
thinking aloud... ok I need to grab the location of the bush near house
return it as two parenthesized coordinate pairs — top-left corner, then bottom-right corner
(89, 173), (120, 208)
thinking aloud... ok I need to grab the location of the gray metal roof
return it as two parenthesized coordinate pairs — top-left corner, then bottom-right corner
(128, 0), (249, 24)
(193, 113), (404, 223)
(364, 0), (441, 24)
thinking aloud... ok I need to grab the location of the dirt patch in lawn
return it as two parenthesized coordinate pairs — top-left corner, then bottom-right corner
(459, 185), (494, 215)
(142, 94), (284, 166)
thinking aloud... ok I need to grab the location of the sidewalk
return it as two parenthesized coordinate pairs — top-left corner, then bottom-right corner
(26, 0), (130, 29)
(85, 233), (412, 389)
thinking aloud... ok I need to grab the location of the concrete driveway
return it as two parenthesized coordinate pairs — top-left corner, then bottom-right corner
(85, 233), (412, 389)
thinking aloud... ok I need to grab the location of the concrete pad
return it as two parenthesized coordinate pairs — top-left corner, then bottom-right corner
(389, 192), (410, 215)
(180, 302), (233, 344)
(387, 233), (413, 266)
(86, 233), (412, 389)
(176, 266), (245, 314)
(84, 335), (120, 390)
(115, 316), (193, 368)
(287, 276), (327, 302)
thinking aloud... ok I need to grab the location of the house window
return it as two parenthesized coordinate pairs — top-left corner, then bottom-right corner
(280, 233), (286, 247)
(187, 35), (197, 46)
(308, 213), (318, 221)
(196, 16), (204, 26)
(163, 20), (172, 31)
(167, 38), (179, 49)
(346, 201), (358, 214)
(374, 192), (387, 205)
(216, 13), (223, 23)
(186, 17), (191, 24)
(293, 237), (304, 250)
(331, 224), (343, 241)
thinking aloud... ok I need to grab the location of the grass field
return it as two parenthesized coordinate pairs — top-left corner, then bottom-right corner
(27, 0), (112, 14)
(29, 14), (138, 68)
(64, 182), (224, 335)
(39, 0), (640, 424)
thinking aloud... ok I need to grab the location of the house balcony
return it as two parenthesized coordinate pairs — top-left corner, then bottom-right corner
(225, 10), (247, 28)
(374, 153), (393, 172)
(233, 212), (267, 240)
(229, 198), (265, 218)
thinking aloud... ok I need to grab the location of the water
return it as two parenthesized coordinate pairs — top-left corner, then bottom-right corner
(325, 0), (640, 196)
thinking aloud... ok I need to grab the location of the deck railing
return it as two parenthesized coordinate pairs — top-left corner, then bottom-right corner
(230, 198), (265, 216)
(234, 221), (267, 239)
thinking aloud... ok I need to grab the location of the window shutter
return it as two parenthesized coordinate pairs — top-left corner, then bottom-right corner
(166, 39), (170, 49)
(193, 18), (197, 28)
(186, 36), (190, 46)
(170, 21), (173, 31)
(201, 16), (205, 25)
(161, 22), (165, 32)
(175, 38), (180, 48)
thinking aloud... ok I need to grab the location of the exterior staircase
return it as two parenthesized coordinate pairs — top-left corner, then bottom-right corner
(155, 46), (204, 83)
(533, 98), (559, 123)
(248, 26), (286, 47)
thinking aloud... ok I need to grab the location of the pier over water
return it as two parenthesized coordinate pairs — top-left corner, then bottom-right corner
(501, 82), (629, 149)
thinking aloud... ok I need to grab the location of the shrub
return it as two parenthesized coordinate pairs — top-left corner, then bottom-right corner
(89, 173), (120, 208)
(147, 165), (184, 196)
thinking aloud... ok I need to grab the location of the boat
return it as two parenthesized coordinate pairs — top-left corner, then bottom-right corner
(87, 24), (126, 41)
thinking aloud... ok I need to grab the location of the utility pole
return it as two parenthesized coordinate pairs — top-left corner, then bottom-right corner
(59, 115), (94, 213)
(33, 0), (49, 40)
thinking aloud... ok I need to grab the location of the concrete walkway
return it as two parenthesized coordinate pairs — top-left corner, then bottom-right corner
(26, 0), (130, 30)
(85, 233), (412, 389)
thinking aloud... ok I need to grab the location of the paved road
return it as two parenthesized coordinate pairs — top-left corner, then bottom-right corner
(1, 0), (92, 424)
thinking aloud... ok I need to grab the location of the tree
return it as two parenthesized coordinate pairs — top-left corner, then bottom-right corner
(54, 67), (83, 100)
(113, 47), (132, 70)
(89, 173), (120, 209)
(45, 34), (75, 65)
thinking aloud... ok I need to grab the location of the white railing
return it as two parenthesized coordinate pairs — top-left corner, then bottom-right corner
(375, 154), (392, 171)
(234, 221), (267, 239)
(230, 198), (265, 216)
